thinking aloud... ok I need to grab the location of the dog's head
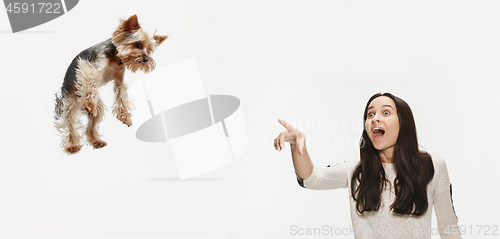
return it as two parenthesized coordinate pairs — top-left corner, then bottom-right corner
(112, 14), (168, 73)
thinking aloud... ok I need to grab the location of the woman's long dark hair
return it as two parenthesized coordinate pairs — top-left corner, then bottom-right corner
(350, 93), (435, 216)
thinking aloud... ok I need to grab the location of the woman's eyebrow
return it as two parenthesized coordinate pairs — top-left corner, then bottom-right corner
(367, 105), (394, 110)
(381, 105), (394, 109)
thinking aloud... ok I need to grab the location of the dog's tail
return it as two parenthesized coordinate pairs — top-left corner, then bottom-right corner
(54, 92), (64, 121)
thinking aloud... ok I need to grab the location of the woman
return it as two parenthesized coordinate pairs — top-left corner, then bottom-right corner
(274, 93), (461, 239)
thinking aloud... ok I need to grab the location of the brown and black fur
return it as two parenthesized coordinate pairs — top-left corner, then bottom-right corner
(54, 14), (168, 155)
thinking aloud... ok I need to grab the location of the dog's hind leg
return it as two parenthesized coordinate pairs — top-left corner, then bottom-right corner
(75, 58), (100, 117)
(55, 93), (83, 155)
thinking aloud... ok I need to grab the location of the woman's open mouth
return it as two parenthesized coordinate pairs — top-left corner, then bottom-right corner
(372, 128), (385, 140)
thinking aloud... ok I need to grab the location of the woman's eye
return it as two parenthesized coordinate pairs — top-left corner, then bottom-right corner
(135, 42), (143, 49)
(384, 111), (390, 115)
(368, 113), (374, 117)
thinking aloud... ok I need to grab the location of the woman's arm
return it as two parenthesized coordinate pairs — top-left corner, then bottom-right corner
(432, 155), (462, 239)
(274, 118), (350, 190)
(290, 142), (314, 180)
(274, 118), (313, 180)
(434, 185), (462, 239)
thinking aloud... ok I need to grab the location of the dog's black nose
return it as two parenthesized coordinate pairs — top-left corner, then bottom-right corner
(143, 57), (148, 63)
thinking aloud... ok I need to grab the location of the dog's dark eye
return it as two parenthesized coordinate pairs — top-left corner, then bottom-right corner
(135, 42), (143, 49)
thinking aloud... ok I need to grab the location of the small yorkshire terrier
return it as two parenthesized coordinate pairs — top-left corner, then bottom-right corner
(54, 14), (168, 155)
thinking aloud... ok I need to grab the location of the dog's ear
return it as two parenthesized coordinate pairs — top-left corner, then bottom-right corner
(123, 14), (141, 31)
(153, 35), (169, 46)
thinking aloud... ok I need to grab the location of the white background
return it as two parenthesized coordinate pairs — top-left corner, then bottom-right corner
(1, 0), (499, 238)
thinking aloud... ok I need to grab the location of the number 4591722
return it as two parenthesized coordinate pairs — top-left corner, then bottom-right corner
(5, 3), (61, 14)
(444, 225), (498, 235)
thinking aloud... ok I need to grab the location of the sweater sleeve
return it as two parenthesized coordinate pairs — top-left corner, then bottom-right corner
(432, 155), (462, 239)
(296, 161), (352, 190)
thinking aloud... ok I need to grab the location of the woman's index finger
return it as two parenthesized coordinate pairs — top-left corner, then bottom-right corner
(278, 118), (294, 130)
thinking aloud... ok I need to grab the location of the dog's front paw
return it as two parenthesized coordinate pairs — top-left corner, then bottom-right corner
(82, 101), (98, 116)
(65, 144), (82, 155)
(92, 140), (107, 149)
(117, 111), (132, 127)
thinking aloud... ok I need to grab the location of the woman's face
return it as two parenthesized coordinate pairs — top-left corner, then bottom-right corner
(365, 96), (399, 151)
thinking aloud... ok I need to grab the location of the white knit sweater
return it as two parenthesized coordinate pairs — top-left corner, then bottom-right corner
(297, 154), (462, 239)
